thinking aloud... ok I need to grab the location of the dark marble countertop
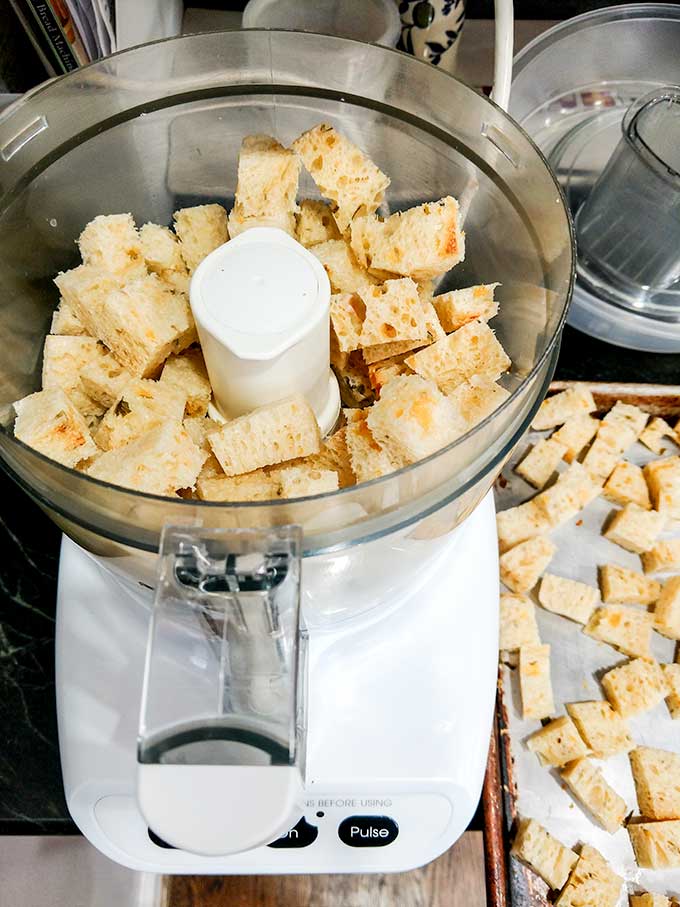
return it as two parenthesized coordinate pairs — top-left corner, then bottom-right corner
(0, 326), (678, 836)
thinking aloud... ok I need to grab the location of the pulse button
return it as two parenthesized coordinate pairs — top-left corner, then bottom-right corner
(338, 816), (399, 847)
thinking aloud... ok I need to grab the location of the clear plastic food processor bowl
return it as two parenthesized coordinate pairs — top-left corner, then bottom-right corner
(0, 31), (572, 604)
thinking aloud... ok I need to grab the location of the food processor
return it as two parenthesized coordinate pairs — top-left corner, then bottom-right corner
(0, 27), (572, 872)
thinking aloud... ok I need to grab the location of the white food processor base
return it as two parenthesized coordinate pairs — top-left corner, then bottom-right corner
(56, 493), (499, 874)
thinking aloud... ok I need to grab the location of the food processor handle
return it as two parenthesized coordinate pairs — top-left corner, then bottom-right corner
(136, 524), (305, 856)
(490, 0), (514, 111)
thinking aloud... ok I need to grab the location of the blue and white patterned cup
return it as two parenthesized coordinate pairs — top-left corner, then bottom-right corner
(397, 0), (466, 72)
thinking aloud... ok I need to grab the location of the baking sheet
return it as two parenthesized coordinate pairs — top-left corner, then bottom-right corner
(495, 384), (680, 903)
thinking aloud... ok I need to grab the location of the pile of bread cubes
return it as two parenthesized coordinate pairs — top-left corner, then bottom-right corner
(500, 386), (680, 905)
(11, 124), (512, 501)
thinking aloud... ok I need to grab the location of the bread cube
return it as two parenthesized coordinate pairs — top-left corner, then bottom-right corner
(604, 504), (666, 554)
(50, 300), (87, 336)
(139, 222), (189, 294)
(511, 818), (577, 890)
(519, 644), (554, 720)
(88, 422), (206, 495)
(228, 134), (300, 237)
(293, 123), (390, 233)
(334, 350), (374, 407)
(555, 845), (622, 907)
(361, 299), (444, 364)
(208, 395), (320, 477)
(173, 204), (229, 272)
(644, 456), (680, 519)
(663, 663), (680, 719)
(538, 574), (599, 624)
(295, 199), (342, 247)
(585, 605), (654, 658)
(312, 239), (377, 294)
(499, 593), (540, 651)
(358, 278), (429, 347)
(13, 387), (98, 468)
(500, 536), (556, 594)
(599, 564), (661, 605)
(345, 412), (396, 482)
(350, 196), (464, 281)
(79, 346), (132, 410)
(531, 386), (596, 431)
(292, 428), (355, 489)
(160, 349), (211, 417)
(182, 415), (221, 451)
(78, 213), (145, 279)
(644, 540), (680, 575)
(278, 465), (339, 499)
(630, 746), (680, 820)
(366, 356), (412, 396)
(552, 414), (599, 463)
(533, 462), (602, 528)
(496, 500), (552, 553)
(560, 758), (627, 833)
(527, 716), (590, 767)
(654, 576), (680, 640)
(628, 820), (680, 869)
(565, 700), (633, 759)
(603, 460), (651, 509)
(630, 894), (672, 907)
(55, 267), (197, 378)
(367, 374), (466, 465)
(640, 417), (677, 455)
(431, 283), (499, 332)
(446, 378), (510, 428)
(602, 657), (667, 717)
(606, 400), (649, 436)
(41, 334), (108, 422)
(330, 293), (364, 353)
(196, 468), (278, 502)
(405, 320), (510, 391)
(94, 378), (186, 451)
(516, 438), (568, 489)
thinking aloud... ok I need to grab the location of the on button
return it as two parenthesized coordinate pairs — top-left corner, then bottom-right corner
(338, 816), (399, 847)
(268, 817), (318, 849)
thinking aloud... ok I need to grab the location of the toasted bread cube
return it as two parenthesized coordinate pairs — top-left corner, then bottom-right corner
(208, 395), (320, 477)
(278, 465), (339, 499)
(604, 504), (666, 554)
(139, 222), (189, 293)
(295, 199), (342, 247)
(431, 283), (499, 332)
(292, 123), (390, 233)
(55, 267), (196, 378)
(630, 894), (672, 907)
(13, 387), (98, 468)
(644, 456), (680, 519)
(361, 299), (444, 364)
(511, 818), (577, 891)
(293, 428), (355, 489)
(500, 536), (556, 594)
(496, 500), (552, 553)
(334, 350), (373, 407)
(604, 461), (651, 510)
(527, 716), (590, 767)
(345, 412), (396, 482)
(366, 356), (412, 396)
(640, 417), (677, 455)
(560, 758), (627, 833)
(566, 700), (633, 758)
(358, 278), (429, 347)
(602, 657), (667, 717)
(531, 386), (596, 431)
(538, 574), (599, 624)
(630, 746), (680, 820)
(350, 197), (464, 281)
(499, 593), (540, 651)
(367, 374), (466, 465)
(585, 605), (654, 658)
(79, 347), (132, 410)
(552, 414), (599, 463)
(446, 378), (510, 428)
(88, 422), (206, 495)
(50, 300), (87, 336)
(196, 468), (278, 502)
(555, 845), (622, 907)
(330, 293), (364, 353)
(228, 135), (300, 237)
(642, 539), (680, 574)
(312, 239), (377, 294)
(519, 644), (554, 720)
(182, 415), (221, 451)
(94, 378), (186, 451)
(405, 320), (510, 391)
(663, 663), (680, 718)
(41, 334), (107, 422)
(606, 400), (649, 436)
(628, 820), (680, 869)
(173, 204), (229, 272)
(533, 462), (602, 528)
(78, 213), (145, 279)
(654, 576), (680, 640)
(599, 564), (661, 605)
(516, 438), (568, 489)
(160, 349), (211, 417)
